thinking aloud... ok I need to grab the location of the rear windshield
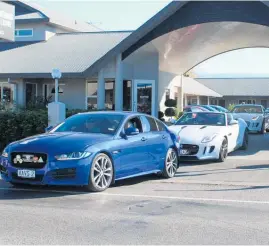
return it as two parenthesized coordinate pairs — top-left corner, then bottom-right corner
(232, 106), (263, 114)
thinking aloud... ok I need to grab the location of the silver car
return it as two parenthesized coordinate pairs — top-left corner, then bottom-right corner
(231, 104), (269, 134)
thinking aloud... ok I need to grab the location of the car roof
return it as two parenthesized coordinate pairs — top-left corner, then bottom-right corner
(234, 104), (262, 107)
(184, 111), (225, 115)
(77, 111), (156, 118)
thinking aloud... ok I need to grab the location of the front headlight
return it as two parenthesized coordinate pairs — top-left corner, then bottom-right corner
(201, 134), (218, 143)
(55, 152), (91, 161)
(1, 147), (9, 158)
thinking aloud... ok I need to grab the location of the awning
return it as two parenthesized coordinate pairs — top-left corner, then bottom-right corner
(183, 77), (222, 97)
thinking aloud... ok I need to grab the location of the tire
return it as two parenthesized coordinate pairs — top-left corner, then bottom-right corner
(240, 130), (248, 150)
(161, 148), (178, 178)
(218, 138), (228, 162)
(85, 153), (114, 192)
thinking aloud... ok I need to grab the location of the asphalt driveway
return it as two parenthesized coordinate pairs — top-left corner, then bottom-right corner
(0, 134), (269, 244)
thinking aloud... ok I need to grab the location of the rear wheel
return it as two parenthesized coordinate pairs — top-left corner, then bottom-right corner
(162, 148), (178, 178)
(85, 153), (114, 192)
(218, 138), (228, 162)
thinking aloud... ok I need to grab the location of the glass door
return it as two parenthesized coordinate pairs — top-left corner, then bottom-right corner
(133, 80), (155, 116)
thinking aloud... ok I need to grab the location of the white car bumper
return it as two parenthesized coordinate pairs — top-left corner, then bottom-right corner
(178, 143), (220, 161)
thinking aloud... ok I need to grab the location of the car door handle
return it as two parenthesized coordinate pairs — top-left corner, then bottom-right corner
(162, 135), (167, 139)
(141, 137), (147, 141)
(228, 133), (232, 136)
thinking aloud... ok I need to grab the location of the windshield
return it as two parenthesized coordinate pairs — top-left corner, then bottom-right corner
(232, 105), (263, 114)
(175, 112), (226, 126)
(53, 114), (124, 135)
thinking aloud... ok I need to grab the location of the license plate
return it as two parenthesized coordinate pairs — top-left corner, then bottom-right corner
(17, 170), (35, 179)
(180, 149), (189, 155)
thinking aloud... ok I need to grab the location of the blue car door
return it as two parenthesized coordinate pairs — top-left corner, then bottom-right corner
(112, 116), (149, 179)
(140, 116), (169, 171)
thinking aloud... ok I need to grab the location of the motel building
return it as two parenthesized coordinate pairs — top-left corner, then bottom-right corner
(1, 1), (269, 117)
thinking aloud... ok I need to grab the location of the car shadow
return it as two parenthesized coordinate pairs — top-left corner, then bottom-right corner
(236, 164), (269, 169)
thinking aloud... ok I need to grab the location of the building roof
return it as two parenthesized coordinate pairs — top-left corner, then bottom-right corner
(0, 41), (41, 52)
(8, 1), (101, 32)
(183, 77), (222, 97)
(196, 78), (269, 96)
(0, 31), (131, 78)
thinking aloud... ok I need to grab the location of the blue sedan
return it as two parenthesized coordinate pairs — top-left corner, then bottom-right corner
(0, 112), (179, 192)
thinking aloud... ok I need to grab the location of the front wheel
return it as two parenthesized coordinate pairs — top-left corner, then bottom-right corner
(161, 148), (178, 178)
(218, 138), (228, 162)
(85, 153), (114, 192)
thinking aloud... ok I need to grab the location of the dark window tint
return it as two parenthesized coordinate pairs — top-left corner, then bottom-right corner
(146, 116), (158, 131)
(156, 119), (166, 131)
(54, 114), (123, 135)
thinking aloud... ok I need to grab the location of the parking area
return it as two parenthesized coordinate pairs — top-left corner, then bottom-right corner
(0, 134), (269, 244)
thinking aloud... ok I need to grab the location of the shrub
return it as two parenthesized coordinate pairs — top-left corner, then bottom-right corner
(164, 108), (176, 117)
(0, 108), (95, 151)
(164, 99), (177, 108)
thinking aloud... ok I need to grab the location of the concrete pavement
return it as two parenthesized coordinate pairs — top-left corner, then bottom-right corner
(0, 134), (269, 244)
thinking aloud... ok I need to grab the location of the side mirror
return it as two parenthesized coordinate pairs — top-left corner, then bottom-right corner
(229, 120), (238, 125)
(125, 127), (139, 136)
(45, 125), (53, 132)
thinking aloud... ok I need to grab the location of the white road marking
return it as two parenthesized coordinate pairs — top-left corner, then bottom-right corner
(0, 187), (269, 205)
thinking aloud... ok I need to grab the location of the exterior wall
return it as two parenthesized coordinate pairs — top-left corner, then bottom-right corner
(15, 23), (69, 42)
(42, 78), (86, 110)
(132, 53), (159, 116)
(210, 96), (269, 108)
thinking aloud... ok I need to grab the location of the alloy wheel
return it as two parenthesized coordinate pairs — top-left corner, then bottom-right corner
(166, 149), (178, 177)
(92, 155), (113, 190)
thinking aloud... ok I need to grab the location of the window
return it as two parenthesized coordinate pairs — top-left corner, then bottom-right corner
(54, 114), (123, 135)
(261, 100), (267, 109)
(145, 116), (158, 131)
(87, 81), (97, 110)
(0, 82), (15, 103)
(124, 117), (143, 133)
(165, 89), (170, 101)
(43, 84), (65, 104)
(218, 99), (225, 107)
(25, 83), (37, 105)
(156, 119), (166, 131)
(105, 81), (115, 110)
(15, 29), (33, 37)
(239, 99), (256, 104)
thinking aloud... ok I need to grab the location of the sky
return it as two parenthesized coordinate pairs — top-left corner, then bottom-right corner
(30, 1), (269, 78)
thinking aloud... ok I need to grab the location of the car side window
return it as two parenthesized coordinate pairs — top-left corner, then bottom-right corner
(145, 116), (158, 132)
(124, 117), (143, 133)
(155, 119), (166, 132)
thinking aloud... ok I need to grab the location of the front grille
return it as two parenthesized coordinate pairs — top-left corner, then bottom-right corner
(180, 144), (199, 155)
(180, 156), (199, 161)
(11, 173), (44, 182)
(51, 168), (76, 180)
(246, 121), (250, 127)
(11, 152), (47, 169)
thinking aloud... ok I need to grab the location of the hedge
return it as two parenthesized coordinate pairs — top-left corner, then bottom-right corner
(0, 109), (91, 151)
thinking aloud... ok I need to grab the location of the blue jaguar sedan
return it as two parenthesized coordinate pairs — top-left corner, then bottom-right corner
(0, 112), (179, 192)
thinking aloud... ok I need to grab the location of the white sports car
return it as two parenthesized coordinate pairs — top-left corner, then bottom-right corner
(231, 104), (269, 133)
(168, 112), (248, 162)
